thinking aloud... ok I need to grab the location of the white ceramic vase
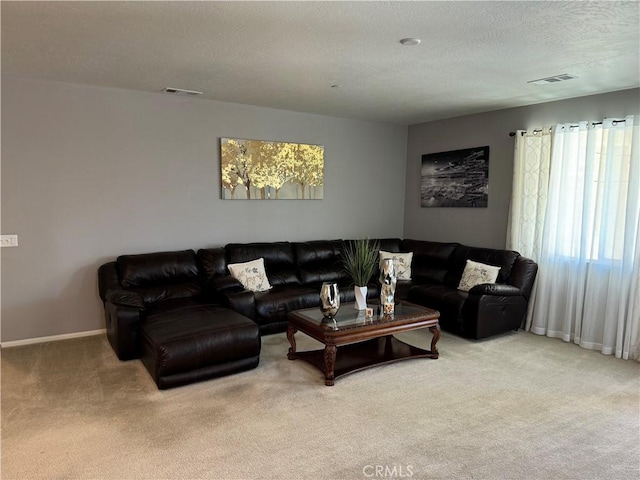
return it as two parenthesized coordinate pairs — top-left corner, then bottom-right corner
(354, 285), (368, 310)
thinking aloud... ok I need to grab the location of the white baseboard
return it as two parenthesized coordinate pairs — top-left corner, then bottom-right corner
(0, 329), (106, 348)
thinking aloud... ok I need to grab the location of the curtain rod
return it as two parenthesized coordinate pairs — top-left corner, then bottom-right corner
(508, 119), (626, 137)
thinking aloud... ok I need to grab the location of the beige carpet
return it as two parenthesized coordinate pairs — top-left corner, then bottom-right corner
(1, 329), (638, 480)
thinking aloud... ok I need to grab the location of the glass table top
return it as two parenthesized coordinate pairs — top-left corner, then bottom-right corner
(291, 302), (437, 331)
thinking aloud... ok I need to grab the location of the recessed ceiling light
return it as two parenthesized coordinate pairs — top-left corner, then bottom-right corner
(400, 38), (421, 46)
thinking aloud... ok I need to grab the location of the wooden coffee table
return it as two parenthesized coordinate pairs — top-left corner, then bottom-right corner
(287, 301), (440, 386)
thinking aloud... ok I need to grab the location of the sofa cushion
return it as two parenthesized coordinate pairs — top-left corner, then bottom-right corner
(394, 280), (413, 300)
(197, 248), (227, 279)
(407, 284), (468, 332)
(457, 260), (500, 292)
(140, 303), (260, 389)
(294, 240), (349, 286)
(144, 297), (206, 316)
(253, 285), (320, 326)
(196, 247), (234, 301)
(379, 250), (413, 280)
(376, 238), (403, 253)
(126, 282), (203, 306)
(401, 240), (459, 285)
(117, 250), (200, 288)
(228, 258), (273, 292)
(225, 242), (300, 286)
(115, 250), (203, 306)
(444, 245), (520, 288)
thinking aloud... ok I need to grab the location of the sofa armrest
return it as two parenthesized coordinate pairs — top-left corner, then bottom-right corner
(468, 283), (522, 296)
(211, 276), (245, 293)
(105, 289), (145, 308)
(204, 276), (245, 304)
(509, 256), (538, 300)
(461, 292), (527, 339)
(226, 290), (257, 320)
(98, 261), (121, 302)
(104, 301), (143, 360)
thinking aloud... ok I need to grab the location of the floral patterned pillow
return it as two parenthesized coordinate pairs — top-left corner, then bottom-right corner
(379, 251), (414, 280)
(227, 258), (272, 292)
(457, 260), (500, 292)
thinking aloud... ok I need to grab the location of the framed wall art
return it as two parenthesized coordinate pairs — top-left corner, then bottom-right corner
(220, 137), (324, 200)
(421, 146), (489, 208)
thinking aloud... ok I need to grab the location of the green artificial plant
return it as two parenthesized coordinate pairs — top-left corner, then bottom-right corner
(341, 238), (381, 287)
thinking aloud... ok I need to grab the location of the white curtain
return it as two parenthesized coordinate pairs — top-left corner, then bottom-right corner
(508, 116), (640, 360)
(506, 127), (552, 262)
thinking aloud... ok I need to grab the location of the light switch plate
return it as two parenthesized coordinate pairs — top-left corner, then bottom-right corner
(0, 235), (19, 247)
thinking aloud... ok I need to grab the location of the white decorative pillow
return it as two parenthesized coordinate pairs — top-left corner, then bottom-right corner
(379, 251), (414, 281)
(458, 260), (500, 292)
(227, 258), (272, 292)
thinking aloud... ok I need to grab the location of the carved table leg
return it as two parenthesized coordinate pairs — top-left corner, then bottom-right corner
(323, 344), (337, 386)
(429, 324), (441, 358)
(287, 325), (297, 360)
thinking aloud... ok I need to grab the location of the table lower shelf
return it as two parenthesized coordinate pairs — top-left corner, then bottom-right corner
(290, 335), (438, 385)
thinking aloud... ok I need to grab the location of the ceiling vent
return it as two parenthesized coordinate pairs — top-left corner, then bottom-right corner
(527, 74), (578, 85)
(162, 87), (203, 96)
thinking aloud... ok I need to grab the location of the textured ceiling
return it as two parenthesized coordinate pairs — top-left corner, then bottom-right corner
(2, 1), (639, 125)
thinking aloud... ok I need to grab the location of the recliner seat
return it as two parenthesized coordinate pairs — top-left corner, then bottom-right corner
(98, 250), (261, 389)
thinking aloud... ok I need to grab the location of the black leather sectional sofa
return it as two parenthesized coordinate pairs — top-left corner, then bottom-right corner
(98, 238), (537, 388)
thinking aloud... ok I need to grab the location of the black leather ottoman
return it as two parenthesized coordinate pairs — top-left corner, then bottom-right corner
(139, 303), (261, 389)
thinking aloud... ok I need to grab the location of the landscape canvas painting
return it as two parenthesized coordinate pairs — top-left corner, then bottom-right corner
(221, 138), (324, 200)
(421, 146), (489, 208)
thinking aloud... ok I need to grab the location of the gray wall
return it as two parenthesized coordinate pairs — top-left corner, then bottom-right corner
(1, 75), (408, 342)
(404, 88), (640, 248)
(3, 76), (638, 343)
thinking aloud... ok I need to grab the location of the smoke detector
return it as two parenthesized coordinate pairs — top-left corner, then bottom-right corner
(162, 87), (203, 96)
(527, 74), (578, 85)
